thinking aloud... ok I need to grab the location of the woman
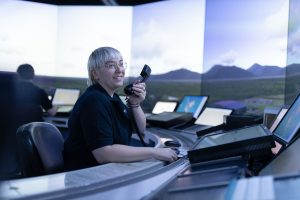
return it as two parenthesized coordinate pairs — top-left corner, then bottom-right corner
(63, 47), (177, 171)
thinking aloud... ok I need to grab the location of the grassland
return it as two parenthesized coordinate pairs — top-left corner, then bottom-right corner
(34, 75), (295, 115)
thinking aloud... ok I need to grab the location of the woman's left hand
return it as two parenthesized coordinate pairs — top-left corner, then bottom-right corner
(127, 82), (146, 105)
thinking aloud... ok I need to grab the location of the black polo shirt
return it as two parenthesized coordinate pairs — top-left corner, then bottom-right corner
(63, 84), (133, 171)
(16, 81), (52, 111)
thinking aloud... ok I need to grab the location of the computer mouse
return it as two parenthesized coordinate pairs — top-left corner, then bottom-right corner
(164, 140), (181, 147)
(171, 147), (180, 155)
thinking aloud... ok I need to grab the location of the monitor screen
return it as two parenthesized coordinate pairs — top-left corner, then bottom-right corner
(273, 93), (300, 143)
(152, 101), (177, 114)
(195, 107), (232, 126)
(119, 95), (127, 105)
(269, 107), (288, 133)
(176, 95), (208, 118)
(195, 125), (269, 149)
(52, 88), (80, 105)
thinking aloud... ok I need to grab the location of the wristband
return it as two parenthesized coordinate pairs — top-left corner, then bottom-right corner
(127, 103), (140, 108)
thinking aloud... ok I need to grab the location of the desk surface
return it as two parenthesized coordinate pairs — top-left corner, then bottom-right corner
(5, 125), (292, 199)
(0, 160), (168, 199)
(0, 128), (190, 200)
(43, 116), (69, 128)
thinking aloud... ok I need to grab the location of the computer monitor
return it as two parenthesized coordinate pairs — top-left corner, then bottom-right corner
(152, 101), (177, 114)
(194, 107), (232, 126)
(269, 107), (289, 133)
(188, 125), (274, 163)
(52, 88), (80, 106)
(267, 107), (289, 155)
(196, 125), (269, 149)
(119, 95), (127, 104)
(273, 93), (300, 144)
(176, 95), (208, 118)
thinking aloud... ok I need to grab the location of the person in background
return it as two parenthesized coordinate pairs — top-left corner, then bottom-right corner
(63, 47), (177, 171)
(16, 63), (57, 117)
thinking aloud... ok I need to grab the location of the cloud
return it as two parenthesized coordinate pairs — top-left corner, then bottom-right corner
(264, 0), (289, 39)
(218, 50), (238, 65)
(260, 1), (289, 64)
(287, 27), (300, 57)
(263, 0), (289, 55)
(131, 18), (203, 75)
(132, 19), (168, 60)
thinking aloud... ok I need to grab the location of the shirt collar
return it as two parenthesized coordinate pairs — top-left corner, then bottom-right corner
(92, 84), (119, 102)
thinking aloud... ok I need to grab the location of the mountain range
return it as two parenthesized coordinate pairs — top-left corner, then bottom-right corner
(146, 63), (300, 81)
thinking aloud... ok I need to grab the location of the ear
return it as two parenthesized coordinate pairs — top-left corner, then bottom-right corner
(92, 69), (99, 81)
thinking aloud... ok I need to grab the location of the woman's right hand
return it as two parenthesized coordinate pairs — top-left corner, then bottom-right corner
(152, 148), (178, 162)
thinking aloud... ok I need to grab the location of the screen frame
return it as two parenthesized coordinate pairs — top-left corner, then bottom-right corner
(273, 92), (300, 145)
(151, 101), (178, 114)
(188, 124), (275, 163)
(52, 88), (80, 106)
(175, 95), (208, 118)
(194, 107), (233, 126)
(118, 95), (127, 105)
(269, 106), (289, 133)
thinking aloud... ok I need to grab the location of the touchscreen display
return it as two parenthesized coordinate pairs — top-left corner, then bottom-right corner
(195, 107), (232, 126)
(195, 125), (268, 149)
(52, 88), (80, 105)
(152, 101), (177, 114)
(176, 95), (208, 118)
(269, 108), (288, 133)
(119, 95), (127, 104)
(273, 94), (300, 143)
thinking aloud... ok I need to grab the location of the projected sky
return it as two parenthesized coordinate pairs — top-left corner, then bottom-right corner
(0, 0), (58, 76)
(287, 0), (300, 65)
(131, 0), (205, 75)
(0, 0), (132, 77)
(0, 0), (290, 78)
(203, 0), (289, 71)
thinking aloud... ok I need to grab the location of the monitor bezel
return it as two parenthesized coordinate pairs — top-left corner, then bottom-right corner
(188, 124), (274, 163)
(151, 101), (178, 114)
(273, 92), (300, 144)
(175, 95), (209, 118)
(269, 106), (289, 133)
(194, 107), (233, 126)
(52, 88), (80, 106)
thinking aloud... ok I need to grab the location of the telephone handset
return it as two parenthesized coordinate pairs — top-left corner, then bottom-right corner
(124, 64), (151, 95)
(124, 64), (151, 147)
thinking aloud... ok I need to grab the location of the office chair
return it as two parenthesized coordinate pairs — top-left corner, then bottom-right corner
(16, 122), (64, 178)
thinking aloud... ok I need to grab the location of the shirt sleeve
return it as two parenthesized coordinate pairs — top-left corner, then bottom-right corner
(80, 95), (114, 151)
(39, 88), (52, 110)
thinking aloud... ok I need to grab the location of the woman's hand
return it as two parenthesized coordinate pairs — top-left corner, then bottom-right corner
(152, 148), (178, 162)
(127, 82), (146, 105)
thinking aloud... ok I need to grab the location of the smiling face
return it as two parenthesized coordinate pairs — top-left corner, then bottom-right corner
(88, 47), (127, 96)
(93, 56), (126, 96)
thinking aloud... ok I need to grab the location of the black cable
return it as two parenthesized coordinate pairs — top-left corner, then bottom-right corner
(125, 95), (147, 147)
(131, 115), (147, 147)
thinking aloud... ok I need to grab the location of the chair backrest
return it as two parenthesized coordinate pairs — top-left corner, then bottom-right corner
(16, 122), (64, 177)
